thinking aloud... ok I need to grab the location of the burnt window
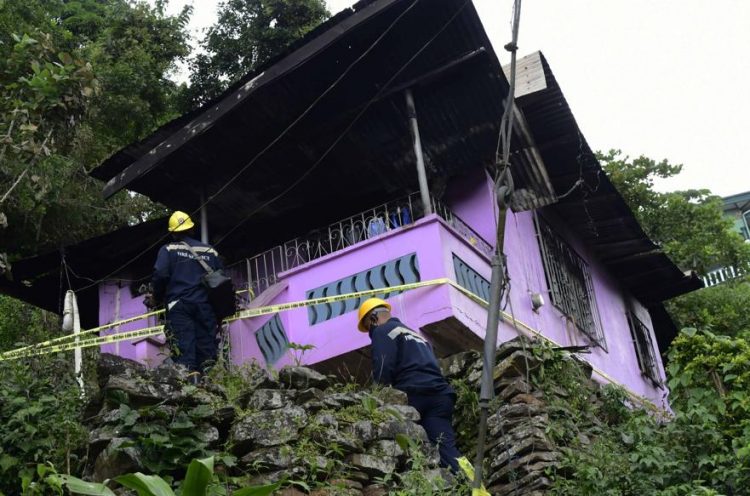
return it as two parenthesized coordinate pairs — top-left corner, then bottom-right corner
(535, 217), (606, 349)
(627, 312), (662, 387)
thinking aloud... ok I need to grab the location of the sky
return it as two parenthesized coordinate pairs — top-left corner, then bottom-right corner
(156, 0), (750, 197)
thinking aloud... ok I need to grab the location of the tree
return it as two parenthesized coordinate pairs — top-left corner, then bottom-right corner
(599, 150), (750, 275)
(184, 0), (329, 107)
(0, 0), (191, 262)
(667, 276), (750, 338)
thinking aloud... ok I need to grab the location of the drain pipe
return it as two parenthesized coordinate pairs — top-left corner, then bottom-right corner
(405, 89), (432, 216)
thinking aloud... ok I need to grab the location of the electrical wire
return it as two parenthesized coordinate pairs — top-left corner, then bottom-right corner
(215, 0), (471, 247)
(73, 0), (424, 293)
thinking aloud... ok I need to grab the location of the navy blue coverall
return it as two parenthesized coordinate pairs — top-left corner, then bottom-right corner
(370, 317), (462, 472)
(153, 236), (223, 372)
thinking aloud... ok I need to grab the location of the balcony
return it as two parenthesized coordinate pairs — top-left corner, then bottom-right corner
(240, 192), (492, 298)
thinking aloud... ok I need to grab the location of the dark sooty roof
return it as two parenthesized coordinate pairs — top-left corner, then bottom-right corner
(508, 52), (702, 304)
(91, 0), (556, 260)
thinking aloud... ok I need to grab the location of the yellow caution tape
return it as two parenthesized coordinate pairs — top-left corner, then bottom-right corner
(0, 276), (672, 411)
(456, 457), (491, 496)
(1, 309), (165, 358)
(226, 278), (452, 322)
(0, 279), (451, 360)
(0, 326), (165, 361)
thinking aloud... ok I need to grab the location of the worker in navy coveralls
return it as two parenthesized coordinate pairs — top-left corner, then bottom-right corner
(357, 298), (462, 472)
(152, 211), (223, 373)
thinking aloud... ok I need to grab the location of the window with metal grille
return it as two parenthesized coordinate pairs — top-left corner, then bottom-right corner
(627, 312), (662, 387)
(535, 217), (606, 349)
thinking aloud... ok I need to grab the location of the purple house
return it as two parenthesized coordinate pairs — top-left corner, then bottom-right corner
(2, 0), (701, 409)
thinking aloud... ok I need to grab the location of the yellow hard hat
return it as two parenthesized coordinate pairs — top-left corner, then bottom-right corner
(357, 298), (391, 332)
(168, 211), (195, 232)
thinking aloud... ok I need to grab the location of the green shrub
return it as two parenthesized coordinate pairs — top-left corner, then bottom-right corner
(0, 355), (87, 494)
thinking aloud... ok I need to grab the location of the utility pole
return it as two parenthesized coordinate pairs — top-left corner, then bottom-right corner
(472, 0), (522, 491)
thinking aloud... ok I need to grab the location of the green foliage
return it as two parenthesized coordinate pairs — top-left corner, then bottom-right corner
(599, 149), (750, 274)
(547, 329), (750, 495)
(0, 356), (87, 494)
(184, 0), (329, 107)
(0, 294), (59, 352)
(0, 0), (188, 261)
(103, 400), (215, 474)
(667, 276), (750, 337)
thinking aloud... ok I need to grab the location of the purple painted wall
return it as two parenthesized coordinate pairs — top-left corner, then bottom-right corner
(96, 168), (669, 407)
(98, 281), (166, 367)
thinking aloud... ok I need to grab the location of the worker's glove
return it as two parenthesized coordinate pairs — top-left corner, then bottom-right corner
(143, 293), (158, 310)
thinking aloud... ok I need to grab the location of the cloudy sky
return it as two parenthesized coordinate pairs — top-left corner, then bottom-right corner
(157, 0), (750, 197)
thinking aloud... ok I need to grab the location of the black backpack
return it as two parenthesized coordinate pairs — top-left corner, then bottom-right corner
(182, 242), (236, 320)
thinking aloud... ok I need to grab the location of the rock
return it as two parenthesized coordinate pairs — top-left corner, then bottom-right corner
(92, 437), (142, 482)
(195, 424), (220, 446)
(104, 375), (181, 407)
(486, 451), (559, 485)
(183, 386), (220, 406)
(362, 484), (388, 496)
(302, 399), (327, 413)
(348, 420), (378, 445)
(312, 428), (362, 454)
(376, 419), (428, 444)
(229, 406), (307, 455)
(492, 350), (539, 382)
(488, 437), (555, 469)
(82, 391), (104, 421)
(212, 405), (237, 434)
(151, 362), (190, 386)
(248, 466), (306, 485)
(347, 471), (371, 484)
(323, 392), (360, 409)
(439, 351), (480, 378)
(278, 366), (330, 390)
(374, 387), (408, 406)
(510, 393), (546, 408)
(366, 440), (404, 459)
(312, 412), (339, 429)
(377, 404), (420, 422)
(246, 389), (294, 410)
(88, 425), (121, 461)
(297, 387), (325, 403)
(97, 353), (146, 389)
(346, 453), (397, 477)
(239, 445), (298, 471)
(495, 378), (533, 400)
(494, 337), (534, 362)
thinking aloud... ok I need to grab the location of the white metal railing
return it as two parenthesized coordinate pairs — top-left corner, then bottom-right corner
(703, 265), (745, 288)
(242, 192), (492, 297)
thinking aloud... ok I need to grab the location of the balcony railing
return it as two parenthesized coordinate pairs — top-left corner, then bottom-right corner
(703, 265), (745, 288)
(242, 192), (492, 296)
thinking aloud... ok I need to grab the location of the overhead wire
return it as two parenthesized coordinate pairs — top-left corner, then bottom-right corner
(72, 0), (424, 294)
(215, 0), (471, 247)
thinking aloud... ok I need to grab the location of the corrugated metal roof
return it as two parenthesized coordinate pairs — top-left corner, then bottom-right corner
(90, 0), (557, 257)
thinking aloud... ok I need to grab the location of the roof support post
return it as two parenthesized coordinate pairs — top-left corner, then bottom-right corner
(200, 191), (209, 243)
(404, 89), (432, 216)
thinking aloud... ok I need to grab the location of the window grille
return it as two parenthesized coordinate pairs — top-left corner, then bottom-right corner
(453, 254), (491, 301)
(535, 217), (606, 349)
(627, 312), (662, 387)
